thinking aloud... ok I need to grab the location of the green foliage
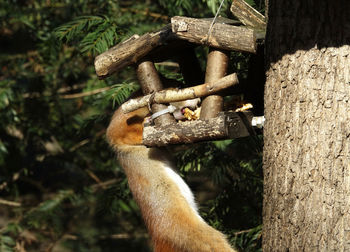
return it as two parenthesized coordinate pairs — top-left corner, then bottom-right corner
(24, 190), (74, 232)
(232, 225), (262, 251)
(54, 16), (119, 54)
(157, 0), (195, 16)
(105, 82), (140, 108)
(0, 223), (21, 252)
(176, 136), (263, 250)
(0, 0), (264, 251)
(0, 236), (15, 252)
(206, 0), (230, 15)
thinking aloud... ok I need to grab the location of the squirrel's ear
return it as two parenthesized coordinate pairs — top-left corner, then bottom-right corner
(106, 106), (149, 147)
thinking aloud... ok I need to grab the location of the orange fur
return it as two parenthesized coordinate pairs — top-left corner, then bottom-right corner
(106, 106), (149, 146)
(107, 105), (236, 252)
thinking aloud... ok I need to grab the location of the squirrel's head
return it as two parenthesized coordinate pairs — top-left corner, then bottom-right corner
(106, 106), (150, 147)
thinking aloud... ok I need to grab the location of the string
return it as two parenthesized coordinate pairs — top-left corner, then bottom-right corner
(207, 0), (226, 43)
(149, 105), (177, 122)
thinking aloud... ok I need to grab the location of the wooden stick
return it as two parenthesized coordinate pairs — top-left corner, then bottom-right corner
(230, 0), (266, 30)
(122, 73), (239, 113)
(136, 59), (176, 125)
(94, 25), (172, 78)
(143, 111), (253, 147)
(200, 49), (229, 120)
(137, 59), (164, 94)
(171, 16), (257, 53)
(0, 198), (21, 207)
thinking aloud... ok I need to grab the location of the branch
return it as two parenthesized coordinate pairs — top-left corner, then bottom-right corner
(23, 83), (87, 99)
(90, 179), (119, 192)
(121, 73), (239, 113)
(120, 7), (169, 21)
(230, 0), (266, 30)
(233, 227), (261, 236)
(59, 86), (111, 99)
(0, 198), (21, 207)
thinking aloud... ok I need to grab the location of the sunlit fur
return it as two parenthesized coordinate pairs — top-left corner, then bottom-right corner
(107, 106), (235, 252)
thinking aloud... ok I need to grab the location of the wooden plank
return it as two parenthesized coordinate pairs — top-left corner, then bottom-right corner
(171, 16), (257, 53)
(142, 111), (253, 147)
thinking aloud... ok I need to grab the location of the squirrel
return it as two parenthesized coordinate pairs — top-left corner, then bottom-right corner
(106, 104), (236, 252)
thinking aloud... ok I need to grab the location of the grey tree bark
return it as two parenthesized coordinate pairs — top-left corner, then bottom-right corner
(263, 1), (350, 251)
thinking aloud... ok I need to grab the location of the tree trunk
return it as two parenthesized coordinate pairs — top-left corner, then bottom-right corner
(263, 1), (350, 251)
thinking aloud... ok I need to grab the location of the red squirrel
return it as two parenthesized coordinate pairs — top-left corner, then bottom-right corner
(106, 105), (236, 252)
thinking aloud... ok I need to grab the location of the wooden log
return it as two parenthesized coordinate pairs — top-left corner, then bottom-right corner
(204, 50), (229, 83)
(230, 0), (266, 30)
(171, 16), (257, 53)
(136, 59), (175, 126)
(143, 111), (253, 147)
(200, 49), (229, 120)
(137, 59), (163, 94)
(122, 73), (239, 113)
(94, 25), (172, 78)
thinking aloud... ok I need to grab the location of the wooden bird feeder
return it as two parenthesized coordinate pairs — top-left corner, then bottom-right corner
(94, 2), (266, 147)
